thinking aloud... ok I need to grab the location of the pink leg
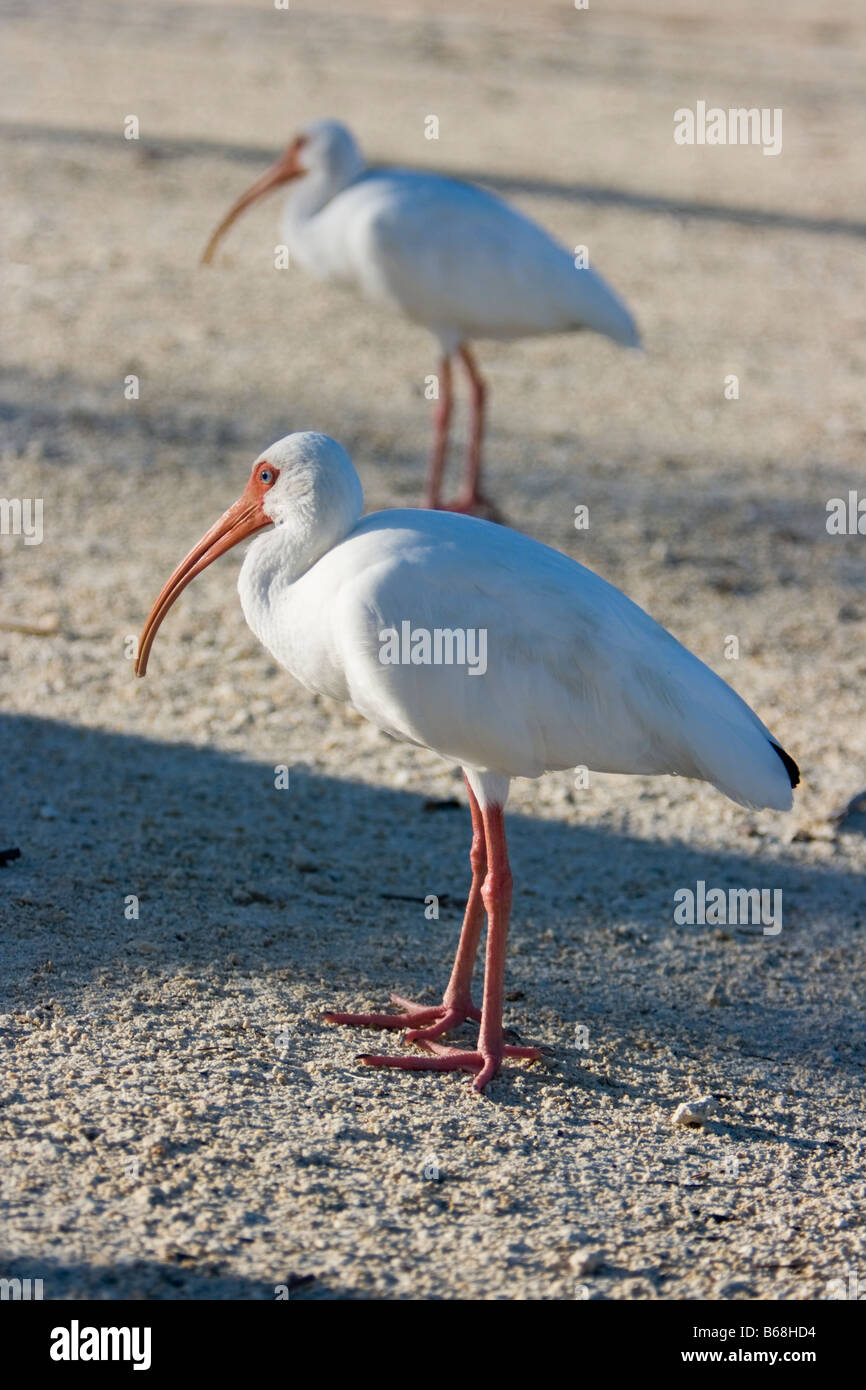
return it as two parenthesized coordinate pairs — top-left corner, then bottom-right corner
(324, 777), (485, 1036)
(359, 800), (541, 1092)
(424, 355), (453, 509)
(458, 344), (486, 508)
(440, 344), (504, 520)
(404, 781), (486, 1041)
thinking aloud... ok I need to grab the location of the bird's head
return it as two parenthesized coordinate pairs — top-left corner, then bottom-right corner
(134, 432), (362, 677)
(201, 119), (363, 265)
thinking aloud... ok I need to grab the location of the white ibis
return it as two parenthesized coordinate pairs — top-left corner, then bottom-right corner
(201, 121), (640, 514)
(135, 433), (798, 1093)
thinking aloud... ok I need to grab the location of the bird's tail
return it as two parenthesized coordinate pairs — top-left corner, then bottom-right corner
(670, 695), (799, 811)
(569, 266), (641, 348)
(710, 731), (798, 812)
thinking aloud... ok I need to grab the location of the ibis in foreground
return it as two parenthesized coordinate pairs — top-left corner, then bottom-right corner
(135, 433), (798, 1092)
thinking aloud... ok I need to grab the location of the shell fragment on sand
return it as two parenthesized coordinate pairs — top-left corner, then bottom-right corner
(672, 1096), (717, 1128)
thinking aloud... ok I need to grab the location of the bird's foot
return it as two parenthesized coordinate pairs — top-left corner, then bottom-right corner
(323, 992), (481, 1041)
(358, 1039), (542, 1093)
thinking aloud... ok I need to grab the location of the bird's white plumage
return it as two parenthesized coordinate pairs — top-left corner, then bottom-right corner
(280, 122), (640, 353)
(238, 434), (794, 812)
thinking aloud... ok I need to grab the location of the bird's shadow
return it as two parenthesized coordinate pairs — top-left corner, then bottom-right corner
(1, 711), (863, 1090)
(0, 1251), (341, 1300)
(5, 120), (865, 241)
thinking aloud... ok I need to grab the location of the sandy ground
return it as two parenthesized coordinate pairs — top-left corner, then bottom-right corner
(1, 0), (865, 1300)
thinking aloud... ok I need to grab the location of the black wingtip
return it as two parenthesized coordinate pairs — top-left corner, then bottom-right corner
(770, 742), (800, 789)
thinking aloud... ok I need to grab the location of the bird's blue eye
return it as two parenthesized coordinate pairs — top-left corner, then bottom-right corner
(260, 469), (273, 484)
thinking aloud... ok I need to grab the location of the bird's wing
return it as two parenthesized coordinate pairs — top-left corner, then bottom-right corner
(340, 172), (639, 347)
(327, 513), (792, 811)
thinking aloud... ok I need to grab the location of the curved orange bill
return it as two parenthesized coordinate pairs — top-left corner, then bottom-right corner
(135, 489), (270, 677)
(201, 139), (305, 266)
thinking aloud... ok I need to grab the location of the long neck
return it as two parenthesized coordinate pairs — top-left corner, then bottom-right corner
(282, 156), (365, 229)
(238, 487), (362, 642)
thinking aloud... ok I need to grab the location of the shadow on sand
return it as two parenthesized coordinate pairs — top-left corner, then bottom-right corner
(4, 120), (865, 241)
(1, 711), (862, 1071)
